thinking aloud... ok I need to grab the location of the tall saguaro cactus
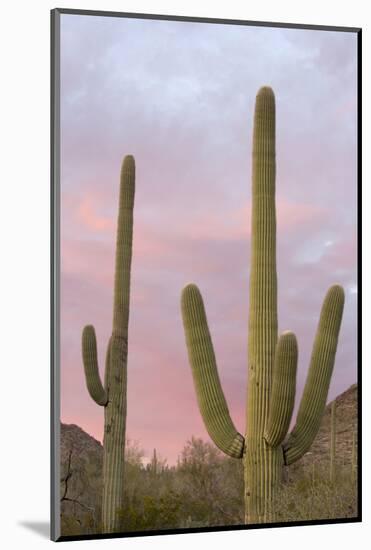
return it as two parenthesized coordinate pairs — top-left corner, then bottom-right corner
(181, 87), (345, 524)
(82, 155), (135, 533)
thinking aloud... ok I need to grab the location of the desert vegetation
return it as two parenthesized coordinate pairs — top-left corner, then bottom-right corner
(60, 385), (358, 536)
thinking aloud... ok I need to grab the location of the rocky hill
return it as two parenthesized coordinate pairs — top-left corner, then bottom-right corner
(289, 384), (358, 477)
(60, 423), (103, 531)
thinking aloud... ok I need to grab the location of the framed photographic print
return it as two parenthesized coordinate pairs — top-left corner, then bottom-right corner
(51, 8), (361, 542)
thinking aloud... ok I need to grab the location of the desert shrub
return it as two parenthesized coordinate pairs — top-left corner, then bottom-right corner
(270, 462), (357, 523)
(117, 490), (182, 531)
(175, 437), (243, 527)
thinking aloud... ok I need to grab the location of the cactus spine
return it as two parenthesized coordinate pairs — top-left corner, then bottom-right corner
(330, 401), (336, 483)
(181, 87), (345, 524)
(82, 155), (135, 533)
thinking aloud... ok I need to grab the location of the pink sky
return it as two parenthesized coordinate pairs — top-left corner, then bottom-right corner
(60, 14), (358, 464)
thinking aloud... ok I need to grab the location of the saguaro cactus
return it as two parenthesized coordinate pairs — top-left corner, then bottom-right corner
(151, 448), (158, 476)
(82, 155), (135, 533)
(181, 87), (345, 524)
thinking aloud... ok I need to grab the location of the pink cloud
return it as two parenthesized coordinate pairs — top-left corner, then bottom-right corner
(153, 199), (326, 244)
(61, 238), (114, 288)
(325, 235), (357, 269)
(276, 199), (326, 229)
(133, 226), (172, 258)
(77, 195), (115, 232)
(185, 208), (250, 241)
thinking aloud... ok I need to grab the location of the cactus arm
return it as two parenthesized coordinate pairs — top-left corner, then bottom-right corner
(113, 155), (135, 337)
(82, 325), (108, 406)
(264, 331), (298, 447)
(104, 337), (112, 392)
(181, 284), (245, 459)
(283, 284), (345, 465)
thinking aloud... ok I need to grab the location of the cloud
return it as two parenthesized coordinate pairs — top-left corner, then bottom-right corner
(77, 196), (115, 233)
